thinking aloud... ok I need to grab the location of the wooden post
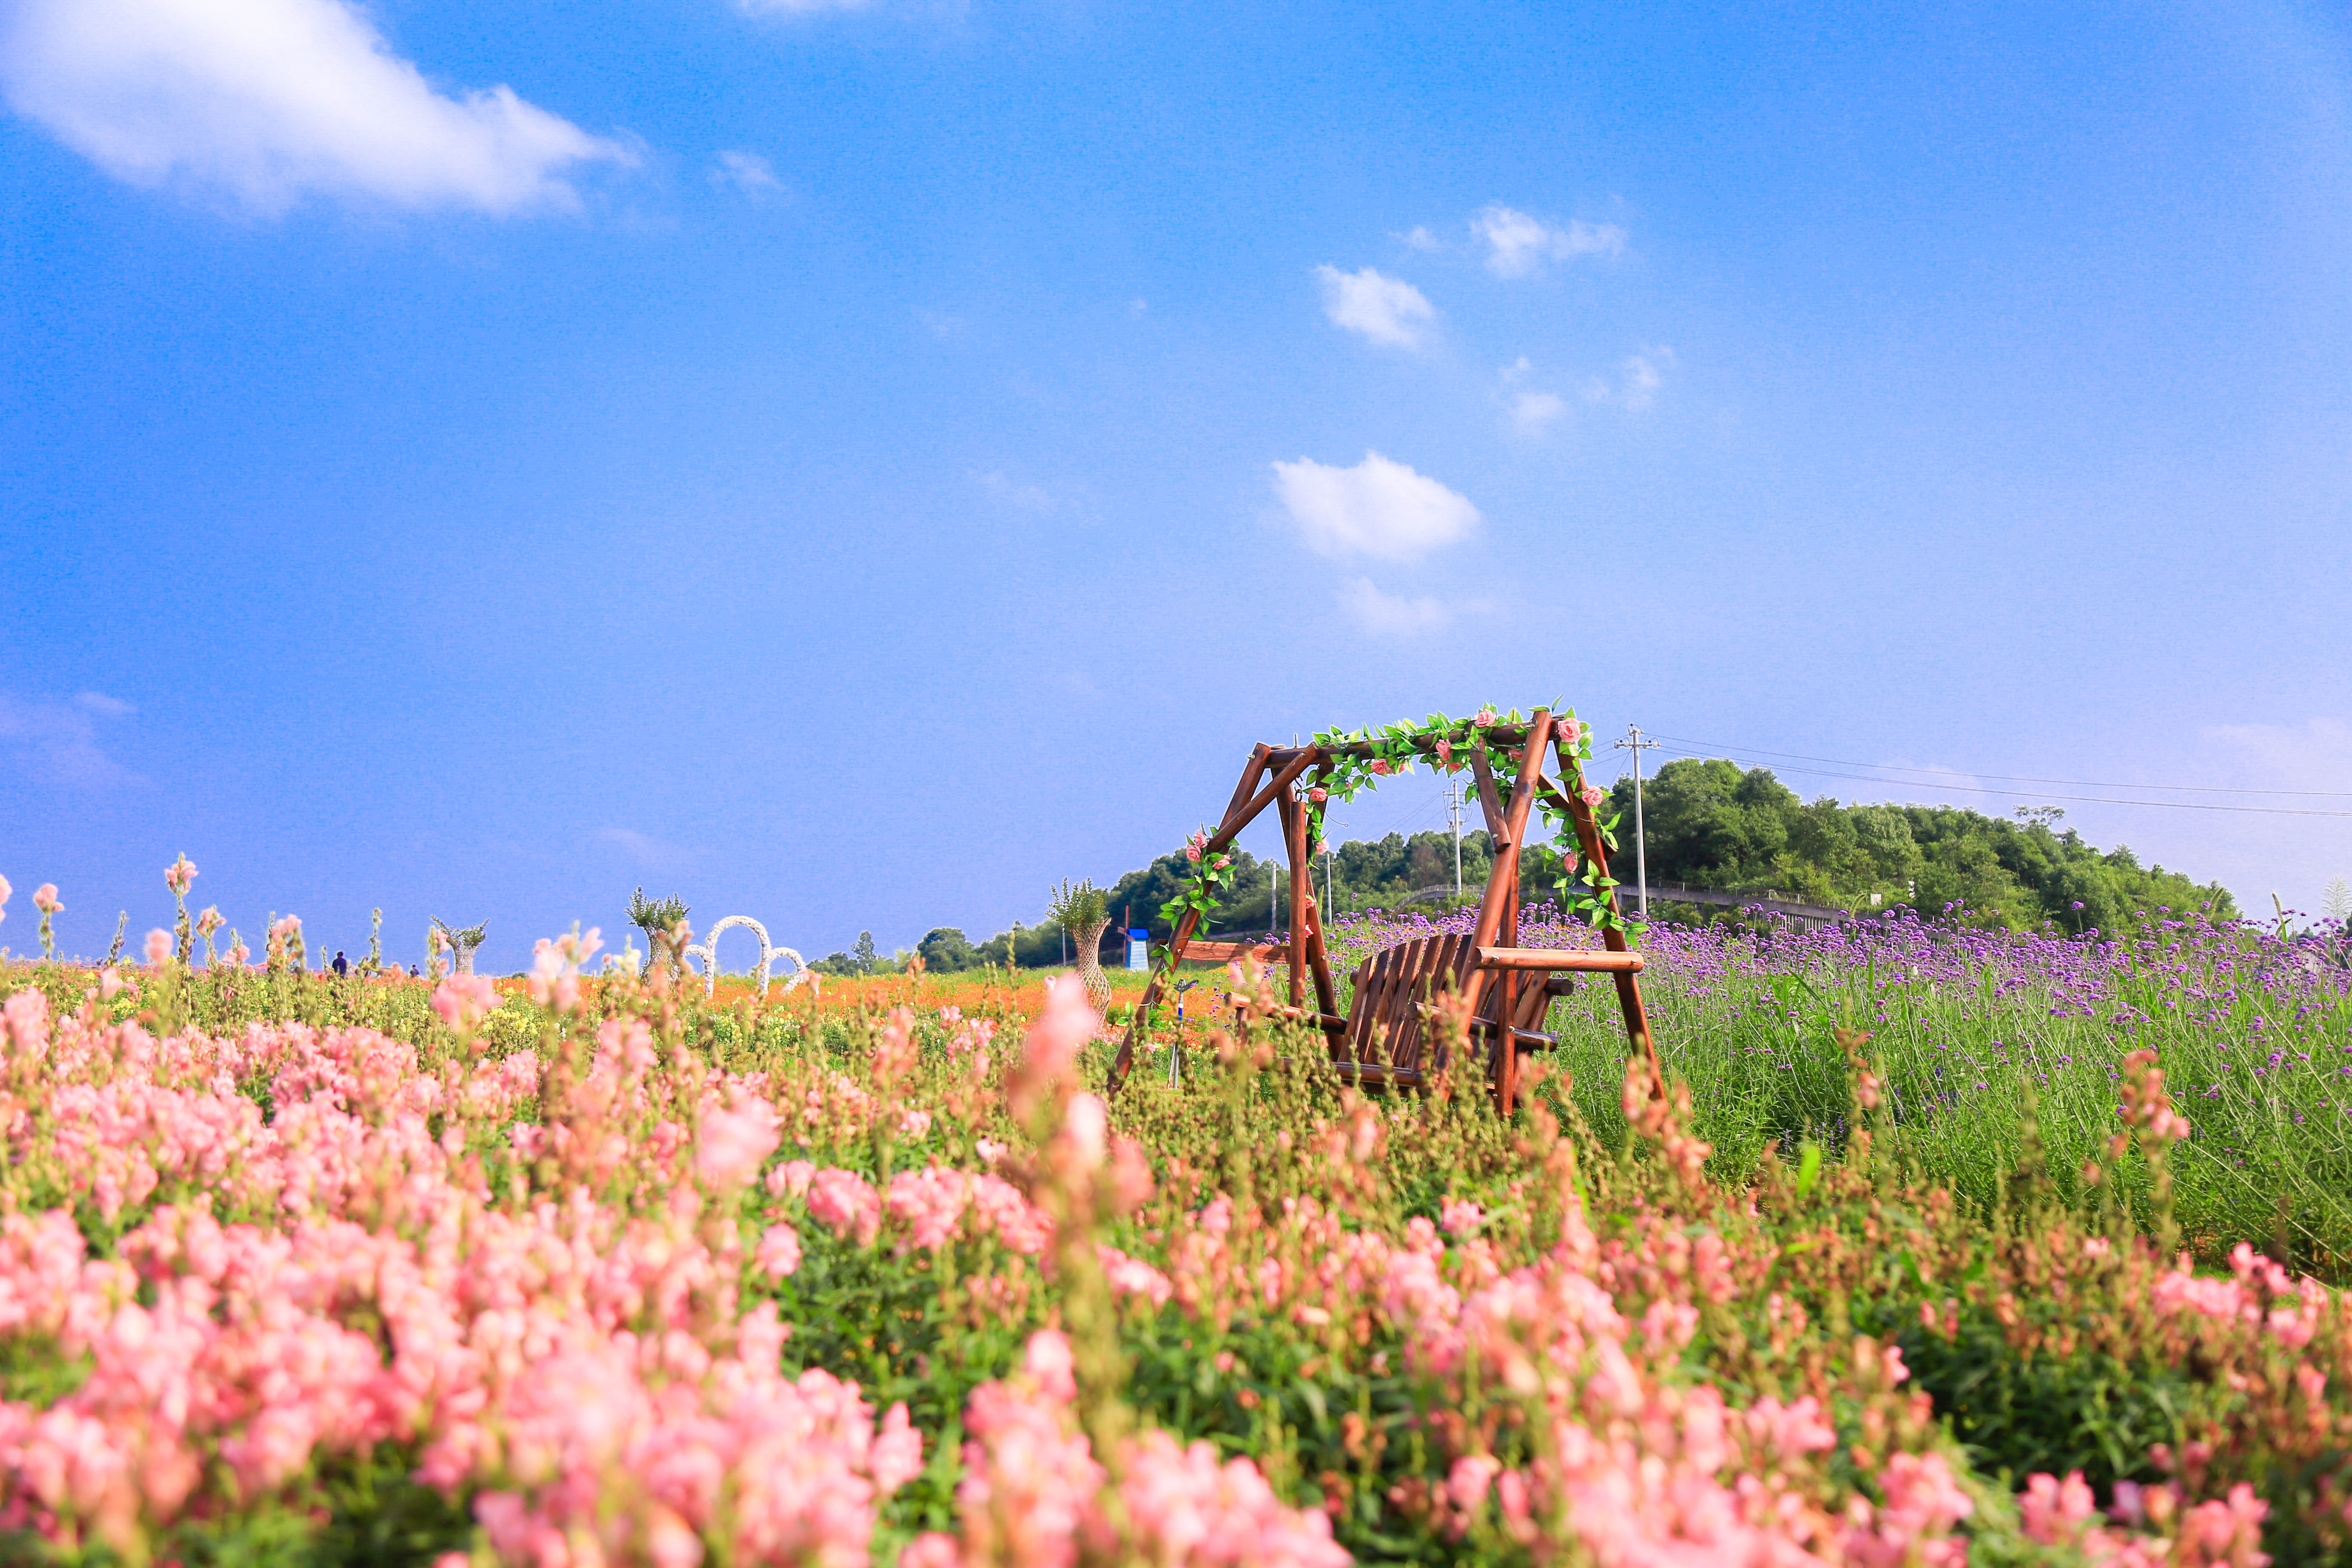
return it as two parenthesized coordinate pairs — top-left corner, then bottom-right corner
(1109, 745), (1320, 1092)
(1553, 732), (1663, 1095)
(1302, 762), (1341, 1041)
(1469, 712), (1553, 1115)
(1278, 789), (1312, 1008)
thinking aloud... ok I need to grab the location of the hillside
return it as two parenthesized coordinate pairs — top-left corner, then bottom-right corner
(824, 757), (2236, 972)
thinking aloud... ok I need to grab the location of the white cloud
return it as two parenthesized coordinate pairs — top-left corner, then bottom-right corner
(0, 690), (140, 787)
(1585, 348), (1672, 410)
(0, 0), (630, 216)
(1338, 579), (1456, 635)
(1473, 205), (1626, 278)
(1271, 451), (1479, 562)
(1312, 264), (1435, 350)
(1400, 224), (1443, 251)
(710, 149), (781, 196)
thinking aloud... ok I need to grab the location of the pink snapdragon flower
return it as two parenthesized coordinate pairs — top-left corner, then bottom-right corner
(1096, 1245), (1174, 1307)
(527, 927), (602, 1013)
(1024, 976), (1100, 1084)
(0, 873), (9, 922)
(887, 1167), (972, 1250)
(32, 885), (60, 915)
(1439, 1198), (1484, 1238)
(808, 1168), (884, 1246)
(163, 856), (196, 897)
(698, 1097), (783, 1191)
(430, 974), (499, 1035)
(756, 1223), (804, 1279)
(143, 929), (171, 969)
(1062, 1094), (1109, 1170)
(767, 1159), (818, 1199)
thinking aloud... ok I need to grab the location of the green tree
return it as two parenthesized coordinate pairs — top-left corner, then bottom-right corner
(916, 928), (976, 972)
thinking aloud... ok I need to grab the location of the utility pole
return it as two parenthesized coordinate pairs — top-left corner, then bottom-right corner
(1613, 725), (1661, 920)
(1449, 776), (1464, 901)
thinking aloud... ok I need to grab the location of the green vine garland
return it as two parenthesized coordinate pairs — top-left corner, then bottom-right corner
(1153, 703), (1635, 956)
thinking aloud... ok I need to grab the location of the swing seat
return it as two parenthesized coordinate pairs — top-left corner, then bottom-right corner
(1326, 935), (1643, 1089)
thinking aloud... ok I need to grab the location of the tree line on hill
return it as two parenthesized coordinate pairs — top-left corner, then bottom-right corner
(809, 758), (2235, 974)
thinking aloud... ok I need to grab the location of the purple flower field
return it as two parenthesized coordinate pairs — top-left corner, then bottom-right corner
(1326, 903), (2352, 1262)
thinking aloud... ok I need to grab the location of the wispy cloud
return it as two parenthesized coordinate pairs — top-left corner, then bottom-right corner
(974, 469), (1052, 512)
(1472, 205), (1626, 278)
(1338, 579), (1458, 635)
(1271, 451), (1479, 562)
(734, 0), (876, 15)
(1585, 347), (1670, 410)
(595, 826), (696, 874)
(0, 0), (632, 216)
(0, 690), (141, 787)
(1497, 357), (1571, 435)
(710, 149), (782, 197)
(1510, 390), (1569, 433)
(1312, 264), (1436, 350)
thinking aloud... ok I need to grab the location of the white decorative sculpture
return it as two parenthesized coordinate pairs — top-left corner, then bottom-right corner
(680, 916), (818, 998)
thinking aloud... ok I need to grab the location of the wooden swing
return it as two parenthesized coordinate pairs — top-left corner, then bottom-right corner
(1106, 709), (1662, 1114)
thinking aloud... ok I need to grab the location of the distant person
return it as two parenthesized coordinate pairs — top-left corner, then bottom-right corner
(332, 951), (348, 977)
(408, 963), (420, 977)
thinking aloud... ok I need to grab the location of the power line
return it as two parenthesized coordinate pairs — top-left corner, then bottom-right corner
(1648, 734), (2352, 798)
(1642, 743), (2352, 818)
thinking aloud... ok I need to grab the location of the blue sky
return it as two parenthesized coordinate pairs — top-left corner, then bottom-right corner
(3, 0), (2350, 969)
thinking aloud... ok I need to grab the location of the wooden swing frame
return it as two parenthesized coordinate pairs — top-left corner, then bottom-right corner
(1106, 708), (1663, 1113)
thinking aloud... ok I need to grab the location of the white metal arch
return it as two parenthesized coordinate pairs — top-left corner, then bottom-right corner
(680, 916), (818, 998)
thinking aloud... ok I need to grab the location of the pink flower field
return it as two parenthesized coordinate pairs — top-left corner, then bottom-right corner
(0, 900), (2343, 1566)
